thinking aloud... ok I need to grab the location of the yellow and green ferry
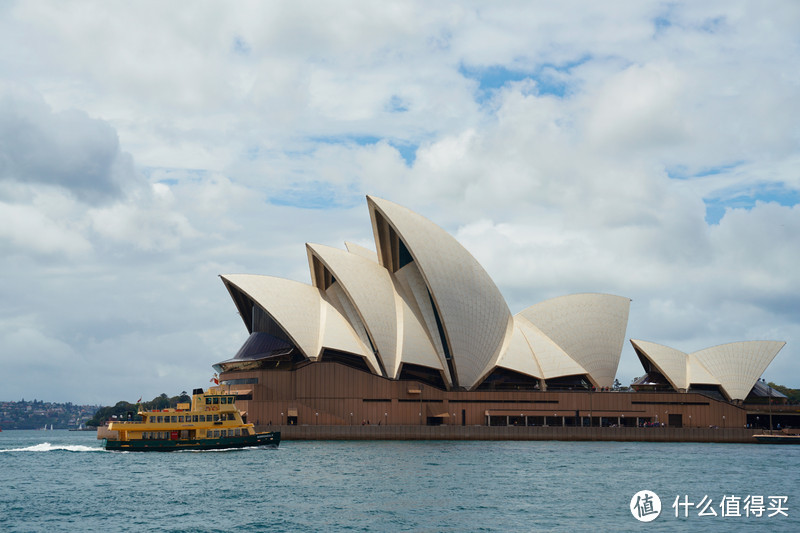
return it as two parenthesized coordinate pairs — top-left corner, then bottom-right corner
(100, 385), (280, 451)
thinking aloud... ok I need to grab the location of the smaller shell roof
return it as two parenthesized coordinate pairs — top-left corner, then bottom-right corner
(512, 316), (589, 379)
(307, 242), (401, 377)
(518, 293), (630, 388)
(220, 274), (381, 374)
(693, 341), (786, 401)
(630, 339), (689, 390)
(631, 339), (786, 400)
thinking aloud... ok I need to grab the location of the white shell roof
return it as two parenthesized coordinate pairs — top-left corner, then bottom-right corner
(631, 339), (785, 400)
(693, 341), (786, 401)
(344, 241), (378, 263)
(308, 242), (418, 379)
(220, 274), (380, 374)
(630, 339), (690, 390)
(495, 319), (544, 380)
(368, 196), (514, 389)
(518, 293), (630, 388)
(514, 316), (589, 379)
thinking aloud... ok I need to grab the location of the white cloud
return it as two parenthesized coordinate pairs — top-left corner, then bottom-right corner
(0, 1), (798, 402)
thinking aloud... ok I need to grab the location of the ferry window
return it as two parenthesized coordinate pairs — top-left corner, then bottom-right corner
(178, 416), (184, 423)
(199, 415), (205, 422)
(206, 397), (212, 405)
(193, 415), (198, 422)
(171, 416), (177, 423)
(220, 430), (226, 437)
(213, 397), (219, 404)
(214, 414), (220, 422)
(157, 416), (163, 423)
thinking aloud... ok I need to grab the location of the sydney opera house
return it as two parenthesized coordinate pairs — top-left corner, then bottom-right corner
(215, 196), (788, 432)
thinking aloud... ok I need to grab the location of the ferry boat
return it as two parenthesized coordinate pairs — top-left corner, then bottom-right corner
(100, 385), (280, 451)
(753, 432), (800, 444)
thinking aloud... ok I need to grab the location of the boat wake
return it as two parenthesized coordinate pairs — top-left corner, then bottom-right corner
(0, 442), (104, 453)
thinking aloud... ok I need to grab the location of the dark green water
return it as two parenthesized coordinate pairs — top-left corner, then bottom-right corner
(0, 430), (797, 532)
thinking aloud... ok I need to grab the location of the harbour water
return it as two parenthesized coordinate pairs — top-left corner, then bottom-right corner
(1, 430), (797, 532)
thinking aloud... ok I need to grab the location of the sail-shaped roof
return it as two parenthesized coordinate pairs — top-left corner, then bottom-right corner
(631, 339), (785, 400)
(367, 196), (514, 389)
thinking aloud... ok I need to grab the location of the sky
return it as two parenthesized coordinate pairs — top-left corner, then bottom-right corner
(1, 1), (798, 405)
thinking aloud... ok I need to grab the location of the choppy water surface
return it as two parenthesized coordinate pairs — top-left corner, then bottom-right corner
(1, 430), (797, 532)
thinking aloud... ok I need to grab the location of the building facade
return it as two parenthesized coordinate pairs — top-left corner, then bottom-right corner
(216, 196), (787, 432)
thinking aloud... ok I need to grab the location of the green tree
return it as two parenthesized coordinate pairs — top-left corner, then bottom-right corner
(767, 382), (800, 404)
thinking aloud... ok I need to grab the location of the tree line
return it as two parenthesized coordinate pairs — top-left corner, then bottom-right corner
(86, 392), (191, 427)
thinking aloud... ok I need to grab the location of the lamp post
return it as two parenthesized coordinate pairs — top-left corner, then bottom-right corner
(768, 382), (774, 434)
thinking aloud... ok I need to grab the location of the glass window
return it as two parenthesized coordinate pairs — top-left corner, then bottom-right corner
(214, 414), (220, 422)
(171, 416), (177, 423)
(157, 416), (163, 423)
(193, 415), (198, 422)
(199, 415), (205, 422)
(206, 397), (212, 405)
(178, 416), (184, 423)
(213, 397), (219, 404)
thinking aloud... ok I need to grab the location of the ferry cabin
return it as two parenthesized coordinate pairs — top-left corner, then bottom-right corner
(109, 387), (255, 443)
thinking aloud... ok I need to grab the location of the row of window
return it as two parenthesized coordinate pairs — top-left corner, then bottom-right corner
(208, 429), (243, 438)
(142, 432), (174, 440)
(139, 428), (245, 440)
(147, 413), (236, 424)
(205, 396), (236, 405)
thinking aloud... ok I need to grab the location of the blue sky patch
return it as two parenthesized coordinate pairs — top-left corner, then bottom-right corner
(704, 182), (800, 224)
(310, 135), (418, 166)
(459, 58), (588, 103)
(654, 16), (672, 32)
(310, 134), (381, 147)
(232, 36), (251, 56)
(386, 95), (409, 113)
(268, 183), (360, 210)
(667, 161), (745, 180)
(389, 141), (418, 166)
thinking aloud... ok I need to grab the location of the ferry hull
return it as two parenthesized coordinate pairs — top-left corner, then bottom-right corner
(753, 434), (800, 444)
(103, 431), (280, 451)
